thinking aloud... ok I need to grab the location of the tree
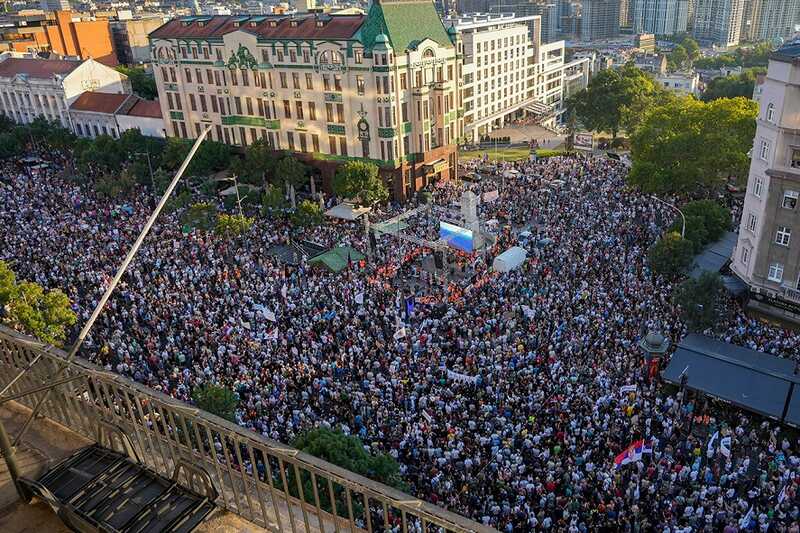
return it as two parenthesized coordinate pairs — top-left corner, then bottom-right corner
(568, 65), (660, 139)
(702, 69), (763, 101)
(261, 184), (287, 213)
(629, 96), (757, 194)
(647, 232), (695, 278)
(115, 66), (158, 100)
(681, 37), (700, 63)
(275, 156), (307, 207)
(192, 384), (238, 422)
(0, 132), (20, 159)
(230, 138), (277, 186)
(332, 160), (389, 206)
(292, 427), (406, 491)
(677, 200), (731, 251)
(673, 272), (724, 332)
(215, 213), (254, 237)
(0, 261), (77, 347)
(161, 137), (230, 176)
(668, 45), (689, 71)
(291, 199), (323, 227)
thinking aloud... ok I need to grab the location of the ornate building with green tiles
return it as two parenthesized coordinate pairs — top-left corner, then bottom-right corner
(148, 0), (463, 200)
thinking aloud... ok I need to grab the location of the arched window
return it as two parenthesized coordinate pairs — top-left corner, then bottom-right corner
(423, 48), (435, 59)
(318, 50), (343, 65)
(766, 103), (775, 122)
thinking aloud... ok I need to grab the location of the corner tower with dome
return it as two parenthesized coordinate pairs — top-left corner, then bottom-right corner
(148, 0), (463, 201)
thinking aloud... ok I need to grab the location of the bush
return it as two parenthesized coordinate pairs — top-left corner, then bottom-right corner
(673, 271), (724, 332)
(261, 184), (286, 214)
(648, 231), (695, 278)
(535, 149), (568, 158)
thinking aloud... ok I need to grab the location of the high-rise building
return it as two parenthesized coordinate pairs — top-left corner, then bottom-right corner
(620, 0), (634, 27)
(40, 0), (70, 11)
(581, 0), (621, 41)
(632, 0), (689, 35)
(692, 0), (745, 47)
(149, 3), (463, 201)
(731, 41), (800, 323)
(742, 0), (800, 42)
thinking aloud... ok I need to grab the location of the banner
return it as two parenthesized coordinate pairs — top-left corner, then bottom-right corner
(574, 132), (594, 151)
(447, 369), (478, 385)
(355, 292), (364, 305)
(619, 385), (637, 394)
(253, 304), (276, 322)
(482, 190), (499, 203)
(720, 436), (732, 458)
(393, 327), (407, 340)
(707, 431), (719, 457)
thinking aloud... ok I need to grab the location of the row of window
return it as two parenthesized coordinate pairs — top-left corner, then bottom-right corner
(475, 34), (525, 53)
(745, 213), (794, 247)
(751, 178), (799, 210)
(160, 44), (378, 68)
(740, 250), (791, 285)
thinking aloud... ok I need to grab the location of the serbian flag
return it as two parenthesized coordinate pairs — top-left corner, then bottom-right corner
(614, 439), (653, 469)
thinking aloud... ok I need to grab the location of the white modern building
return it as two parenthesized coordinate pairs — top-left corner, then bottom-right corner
(656, 71), (700, 95)
(731, 41), (800, 323)
(444, 13), (589, 141)
(69, 92), (165, 138)
(0, 53), (131, 129)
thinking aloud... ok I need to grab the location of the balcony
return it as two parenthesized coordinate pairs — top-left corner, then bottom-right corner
(784, 285), (800, 304)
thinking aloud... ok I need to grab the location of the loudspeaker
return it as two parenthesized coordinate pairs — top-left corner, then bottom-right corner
(434, 250), (444, 269)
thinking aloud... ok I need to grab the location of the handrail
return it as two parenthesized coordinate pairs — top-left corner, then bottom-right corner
(0, 325), (496, 533)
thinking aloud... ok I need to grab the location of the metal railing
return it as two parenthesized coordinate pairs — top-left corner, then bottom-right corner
(0, 326), (495, 533)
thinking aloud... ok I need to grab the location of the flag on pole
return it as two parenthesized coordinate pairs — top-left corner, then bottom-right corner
(614, 439), (653, 469)
(355, 292), (364, 305)
(739, 506), (753, 528)
(778, 484), (788, 504)
(707, 431), (719, 457)
(393, 327), (407, 340)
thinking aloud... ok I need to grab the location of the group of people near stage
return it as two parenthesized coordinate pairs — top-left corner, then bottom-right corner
(3, 150), (800, 532)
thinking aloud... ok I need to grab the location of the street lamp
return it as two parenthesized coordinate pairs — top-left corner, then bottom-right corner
(650, 195), (686, 239)
(638, 330), (670, 382)
(223, 174), (246, 217)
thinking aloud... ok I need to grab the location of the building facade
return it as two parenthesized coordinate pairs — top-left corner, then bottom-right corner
(581, 0), (621, 42)
(0, 11), (118, 66)
(692, 0), (744, 48)
(69, 91), (165, 138)
(111, 16), (166, 65)
(731, 42), (800, 323)
(149, 3), (463, 201)
(632, 0), (689, 35)
(742, 0), (800, 43)
(0, 53), (130, 129)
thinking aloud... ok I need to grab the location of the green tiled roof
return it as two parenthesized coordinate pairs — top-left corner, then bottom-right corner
(358, 0), (454, 52)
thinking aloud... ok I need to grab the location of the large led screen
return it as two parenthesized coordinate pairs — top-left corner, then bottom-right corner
(439, 221), (474, 253)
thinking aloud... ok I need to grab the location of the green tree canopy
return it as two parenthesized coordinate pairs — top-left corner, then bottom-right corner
(292, 428), (405, 491)
(215, 213), (254, 237)
(668, 45), (689, 71)
(567, 65), (661, 138)
(291, 199), (323, 227)
(332, 160), (389, 206)
(0, 261), (77, 347)
(192, 384), (238, 422)
(230, 138), (277, 186)
(161, 137), (231, 176)
(702, 69), (764, 101)
(677, 200), (731, 251)
(0, 132), (21, 159)
(673, 272), (724, 332)
(629, 96), (757, 194)
(115, 66), (158, 100)
(647, 231), (695, 278)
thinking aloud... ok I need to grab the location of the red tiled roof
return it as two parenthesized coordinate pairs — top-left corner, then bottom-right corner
(69, 91), (129, 114)
(0, 57), (80, 79)
(125, 98), (162, 119)
(150, 14), (364, 41)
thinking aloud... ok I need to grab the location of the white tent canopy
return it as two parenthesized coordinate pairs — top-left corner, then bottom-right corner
(492, 246), (528, 273)
(324, 202), (371, 221)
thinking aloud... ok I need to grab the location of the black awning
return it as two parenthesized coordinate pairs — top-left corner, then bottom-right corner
(688, 231), (738, 279)
(662, 334), (799, 421)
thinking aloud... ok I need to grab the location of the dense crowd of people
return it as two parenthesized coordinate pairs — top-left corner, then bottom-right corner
(3, 150), (800, 532)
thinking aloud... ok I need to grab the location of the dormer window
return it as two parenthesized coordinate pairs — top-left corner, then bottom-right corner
(250, 21), (257, 27)
(316, 20), (324, 27)
(269, 20), (277, 27)
(198, 21), (205, 27)
(290, 20), (299, 27)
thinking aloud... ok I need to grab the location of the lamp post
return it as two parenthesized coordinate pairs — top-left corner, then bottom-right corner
(224, 175), (246, 217)
(638, 331), (670, 383)
(650, 195), (686, 239)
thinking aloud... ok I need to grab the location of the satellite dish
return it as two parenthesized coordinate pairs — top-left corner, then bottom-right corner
(772, 36), (785, 49)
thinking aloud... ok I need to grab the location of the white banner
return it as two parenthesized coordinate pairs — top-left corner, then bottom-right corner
(482, 190), (499, 203)
(355, 292), (364, 305)
(720, 436), (731, 458)
(447, 369), (478, 385)
(619, 385), (637, 394)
